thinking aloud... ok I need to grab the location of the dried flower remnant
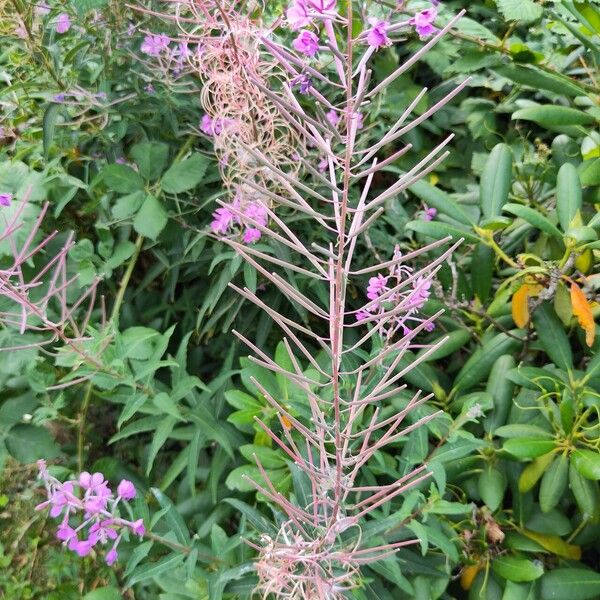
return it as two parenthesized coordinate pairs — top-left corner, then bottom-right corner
(35, 461), (144, 565)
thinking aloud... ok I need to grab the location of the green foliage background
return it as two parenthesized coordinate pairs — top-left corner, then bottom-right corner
(1, 0), (600, 598)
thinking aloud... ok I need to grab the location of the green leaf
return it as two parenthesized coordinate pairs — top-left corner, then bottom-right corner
(111, 191), (146, 220)
(133, 195), (168, 240)
(454, 331), (524, 394)
(43, 103), (61, 160)
(556, 163), (582, 232)
(150, 488), (191, 545)
(492, 555), (544, 582)
(405, 219), (479, 243)
(503, 203), (563, 240)
(540, 568), (600, 600)
(102, 164), (144, 194)
(532, 303), (573, 370)
(484, 354), (516, 432)
(127, 552), (185, 587)
(471, 243), (494, 303)
(539, 454), (568, 513)
(478, 466), (506, 511)
(408, 179), (473, 225)
(416, 329), (470, 362)
(480, 143), (513, 219)
(161, 154), (209, 194)
(146, 416), (176, 475)
(496, 0), (543, 22)
(569, 462), (600, 519)
(503, 439), (556, 459)
(502, 581), (537, 600)
(83, 588), (122, 600)
(572, 449), (600, 480)
(519, 452), (556, 493)
(496, 424), (554, 439)
(131, 142), (169, 181)
(493, 65), (586, 97)
(5, 425), (60, 463)
(512, 106), (596, 134)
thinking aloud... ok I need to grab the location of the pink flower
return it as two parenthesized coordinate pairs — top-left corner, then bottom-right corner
(293, 30), (319, 56)
(287, 1), (312, 29)
(366, 19), (390, 49)
(355, 309), (371, 321)
(326, 110), (339, 127)
(117, 480), (136, 501)
(306, 0), (337, 14)
(89, 520), (118, 545)
(244, 201), (268, 228)
(79, 472), (105, 490)
(367, 274), (388, 301)
(140, 34), (170, 56)
(69, 538), (94, 557)
(56, 525), (77, 542)
(411, 277), (431, 309)
(0, 193), (12, 207)
(35, 2), (51, 16)
(211, 207), (235, 234)
(56, 13), (71, 34)
(410, 8), (437, 39)
(318, 157), (328, 173)
(243, 228), (262, 244)
(105, 548), (118, 566)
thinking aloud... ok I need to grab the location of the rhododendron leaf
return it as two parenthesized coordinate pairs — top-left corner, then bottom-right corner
(492, 556), (543, 582)
(521, 531), (581, 560)
(503, 439), (556, 459)
(570, 282), (595, 347)
(572, 449), (600, 480)
(540, 568), (600, 599)
(480, 143), (512, 218)
(557, 163), (583, 231)
(532, 303), (573, 370)
(133, 195), (167, 240)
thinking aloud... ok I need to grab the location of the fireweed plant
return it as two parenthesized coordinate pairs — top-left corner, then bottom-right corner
(132, 0), (469, 597)
(24, 0), (472, 596)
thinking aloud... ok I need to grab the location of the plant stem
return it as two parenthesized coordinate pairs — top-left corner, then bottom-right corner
(110, 234), (144, 324)
(77, 382), (93, 472)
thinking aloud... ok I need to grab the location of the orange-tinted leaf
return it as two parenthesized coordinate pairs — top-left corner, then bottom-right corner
(281, 414), (292, 429)
(571, 282), (596, 347)
(512, 284), (542, 328)
(460, 563), (482, 590)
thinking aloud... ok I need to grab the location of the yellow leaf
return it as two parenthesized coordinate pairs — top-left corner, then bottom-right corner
(460, 563), (482, 591)
(281, 414), (292, 429)
(522, 529), (581, 560)
(571, 282), (596, 347)
(512, 283), (542, 328)
(429, 173), (439, 186)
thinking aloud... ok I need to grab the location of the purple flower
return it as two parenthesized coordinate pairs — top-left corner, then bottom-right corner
(326, 110), (339, 127)
(366, 19), (390, 49)
(117, 480), (136, 501)
(56, 13), (71, 34)
(306, 0), (337, 14)
(54, 93), (66, 103)
(409, 8), (437, 39)
(211, 207), (235, 234)
(318, 157), (328, 173)
(411, 277), (431, 309)
(127, 22), (136, 36)
(0, 193), (12, 207)
(422, 206), (437, 221)
(140, 34), (170, 56)
(105, 548), (118, 566)
(293, 30), (319, 57)
(291, 73), (312, 94)
(145, 83), (155, 94)
(130, 519), (145, 537)
(355, 309), (371, 321)
(243, 228), (262, 244)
